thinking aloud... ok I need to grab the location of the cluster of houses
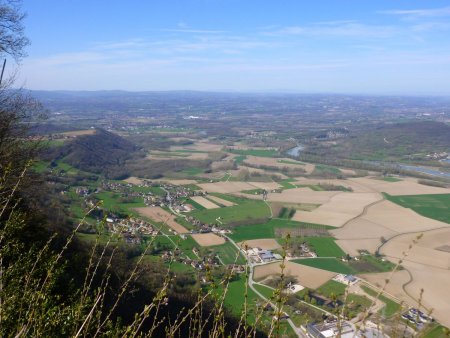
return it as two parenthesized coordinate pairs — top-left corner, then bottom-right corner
(282, 241), (317, 259)
(245, 247), (283, 264)
(426, 152), (448, 160)
(105, 216), (158, 243)
(101, 181), (160, 205)
(402, 308), (433, 327)
(305, 319), (385, 338)
(183, 215), (232, 235)
(161, 247), (221, 272)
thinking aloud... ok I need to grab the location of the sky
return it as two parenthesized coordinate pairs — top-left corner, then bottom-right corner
(13, 0), (450, 94)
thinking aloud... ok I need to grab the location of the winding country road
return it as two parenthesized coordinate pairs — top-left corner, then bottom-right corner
(225, 235), (306, 337)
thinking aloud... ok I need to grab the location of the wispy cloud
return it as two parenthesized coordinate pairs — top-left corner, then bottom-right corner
(380, 6), (450, 18)
(264, 21), (396, 38)
(162, 28), (225, 34)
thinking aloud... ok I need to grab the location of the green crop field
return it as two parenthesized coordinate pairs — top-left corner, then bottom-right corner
(422, 325), (450, 338)
(229, 148), (279, 158)
(151, 236), (176, 250)
(221, 276), (259, 319)
(210, 242), (246, 265)
(128, 185), (165, 196)
(316, 280), (346, 298)
(301, 237), (346, 257)
(189, 194), (270, 225)
(253, 283), (276, 299)
(54, 160), (80, 175)
(234, 155), (247, 165)
(385, 193), (450, 224)
(279, 179), (297, 189)
(95, 191), (146, 212)
(277, 236), (346, 257)
(292, 258), (355, 274)
(32, 160), (50, 173)
(186, 198), (207, 210)
(76, 232), (117, 246)
(229, 219), (332, 242)
(182, 183), (201, 191)
(380, 177), (402, 182)
(241, 188), (265, 195)
(278, 159), (304, 165)
(349, 254), (396, 273)
(313, 164), (341, 175)
(360, 285), (401, 317)
(169, 261), (195, 273)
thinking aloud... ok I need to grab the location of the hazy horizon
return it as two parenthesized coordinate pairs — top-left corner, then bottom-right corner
(15, 0), (450, 95)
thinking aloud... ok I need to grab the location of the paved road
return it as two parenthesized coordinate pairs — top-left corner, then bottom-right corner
(226, 235), (306, 337)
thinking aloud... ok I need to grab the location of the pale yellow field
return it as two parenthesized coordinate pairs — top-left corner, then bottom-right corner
(399, 261), (450, 327)
(241, 156), (316, 175)
(206, 195), (236, 207)
(331, 199), (449, 254)
(359, 270), (416, 306)
(350, 177), (450, 195)
(303, 163), (315, 174)
(244, 156), (304, 169)
(238, 238), (281, 250)
(381, 228), (450, 270)
(198, 181), (258, 193)
(247, 181), (281, 190)
(237, 166), (289, 179)
(339, 168), (356, 176)
(335, 198), (450, 327)
(191, 233), (226, 246)
(265, 188), (339, 204)
(210, 154), (236, 171)
(294, 178), (375, 193)
(362, 200), (449, 233)
(134, 207), (189, 234)
(254, 261), (335, 289)
(124, 176), (144, 185)
(335, 238), (384, 256)
(190, 196), (220, 209)
(155, 179), (198, 185)
(331, 218), (397, 255)
(363, 260), (450, 328)
(292, 192), (381, 227)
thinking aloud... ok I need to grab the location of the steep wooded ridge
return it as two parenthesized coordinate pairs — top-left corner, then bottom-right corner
(65, 128), (137, 167)
(46, 128), (141, 177)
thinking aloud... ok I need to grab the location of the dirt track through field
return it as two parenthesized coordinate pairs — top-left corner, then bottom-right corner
(293, 192), (382, 227)
(328, 180), (450, 327)
(350, 177), (450, 195)
(266, 188), (339, 204)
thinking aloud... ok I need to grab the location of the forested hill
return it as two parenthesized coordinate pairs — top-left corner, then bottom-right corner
(47, 128), (140, 177)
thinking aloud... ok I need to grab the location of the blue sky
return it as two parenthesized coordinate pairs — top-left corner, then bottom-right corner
(16, 0), (450, 94)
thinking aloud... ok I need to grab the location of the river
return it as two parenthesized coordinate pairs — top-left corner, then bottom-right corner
(286, 145), (304, 157)
(285, 146), (450, 179)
